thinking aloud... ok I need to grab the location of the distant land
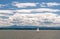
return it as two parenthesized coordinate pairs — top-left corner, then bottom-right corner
(0, 25), (60, 30)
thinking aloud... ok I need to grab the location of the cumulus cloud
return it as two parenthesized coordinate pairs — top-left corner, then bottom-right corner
(0, 10), (15, 19)
(0, 1), (60, 27)
(32, 8), (60, 13)
(0, 10), (16, 27)
(16, 9), (32, 13)
(12, 2), (60, 8)
(0, 9), (60, 27)
(0, 2), (60, 9)
(15, 8), (60, 13)
(0, 21), (13, 27)
(40, 2), (60, 7)
(47, 2), (60, 7)
(1, 8), (59, 19)
(8, 13), (60, 27)
(0, 13), (60, 27)
(0, 8), (60, 27)
(12, 2), (38, 8)
(0, 8), (59, 14)
(0, 10), (14, 14)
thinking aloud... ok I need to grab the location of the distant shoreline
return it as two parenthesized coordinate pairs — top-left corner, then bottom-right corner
(0, 27), (60, 30)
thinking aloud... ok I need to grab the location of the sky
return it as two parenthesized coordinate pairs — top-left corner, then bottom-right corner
(0, 0), (60, 27)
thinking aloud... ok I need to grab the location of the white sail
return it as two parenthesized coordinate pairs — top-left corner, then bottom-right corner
(36, 28), (39, 31)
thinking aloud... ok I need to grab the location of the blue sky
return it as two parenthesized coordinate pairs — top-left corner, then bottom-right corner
(0, 0), (60, 9)
(0, 0), (60, 27)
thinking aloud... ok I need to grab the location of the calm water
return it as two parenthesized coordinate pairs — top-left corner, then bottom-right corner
(0, 30), (60, 39)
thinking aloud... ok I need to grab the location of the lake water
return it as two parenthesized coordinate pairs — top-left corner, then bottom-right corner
(0, 30), (60, 39)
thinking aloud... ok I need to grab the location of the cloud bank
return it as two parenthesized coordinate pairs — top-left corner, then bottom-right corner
(7, 13), (60, 27)
(0, 8), (60, 27)
(0, 12), (60, 27)
(0, 2), (60, 27)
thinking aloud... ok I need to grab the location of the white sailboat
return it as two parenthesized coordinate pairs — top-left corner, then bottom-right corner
(36, 28), (39, 31)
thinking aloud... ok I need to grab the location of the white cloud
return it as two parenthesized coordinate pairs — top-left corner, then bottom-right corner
(0, 9), (60, 27)
(0, 10), (14, 13)
(47, 2), (60, 7)
(16, 9), (32, 13)
(15, 8), (60, 13)
(0, 4), (6, 8)
(0, 10), (15, 19)
(0, 18), (13, 27)
(12, 2), (38, 8)
(1, 8), (59, 20)
(0, 13), (60, 27)
(8, 13), (60, 27)
(0, 21), (13, 27)
(32, 8), (60, 12)
(0, 8), (59, 14)
(40, 2), (60, 7)
(40, 2), (47, 7)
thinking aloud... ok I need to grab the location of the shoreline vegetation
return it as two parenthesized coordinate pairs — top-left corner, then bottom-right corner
(0, 27), (60, 30)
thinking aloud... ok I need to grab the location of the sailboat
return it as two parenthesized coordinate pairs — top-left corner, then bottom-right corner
(36, 28), (39, 31)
